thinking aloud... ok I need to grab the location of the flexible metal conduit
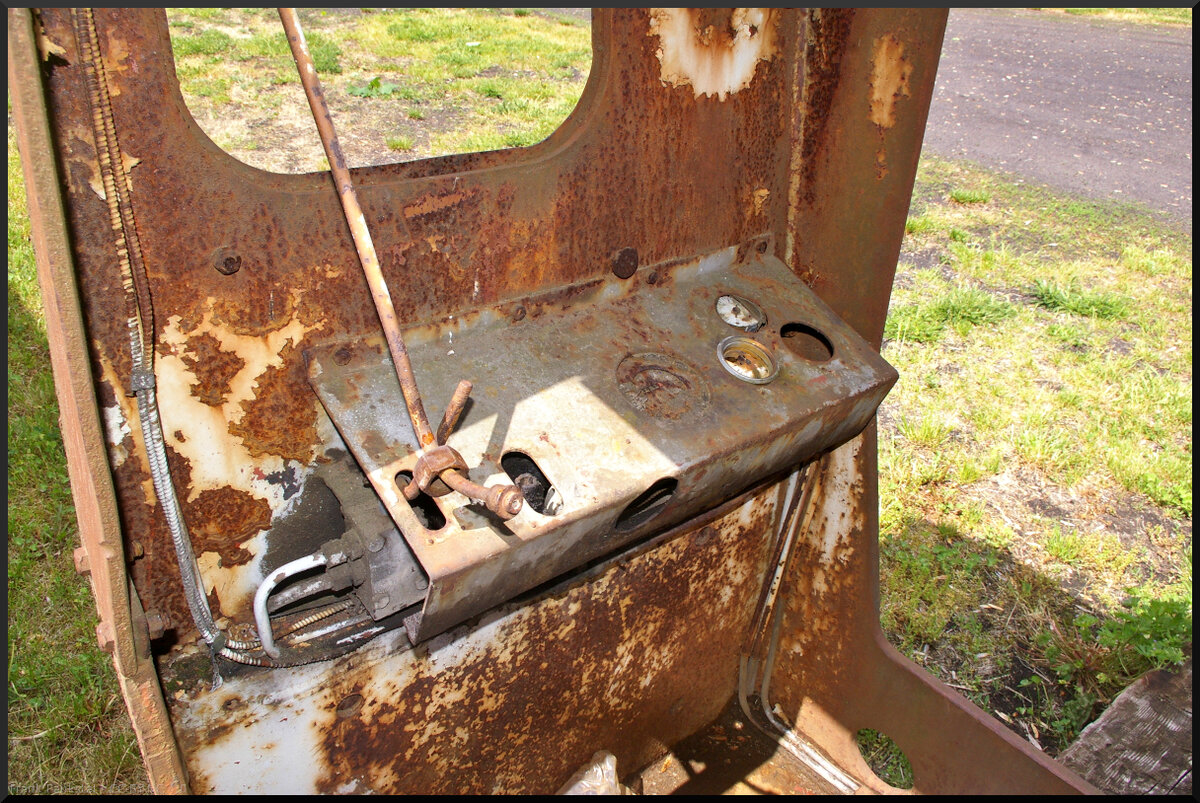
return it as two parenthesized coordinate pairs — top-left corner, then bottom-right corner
(73, 8), (221, 647)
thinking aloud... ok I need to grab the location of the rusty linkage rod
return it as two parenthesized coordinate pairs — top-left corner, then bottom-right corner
(279, 9), (522, 520)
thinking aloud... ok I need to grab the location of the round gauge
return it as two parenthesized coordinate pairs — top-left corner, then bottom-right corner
(715, 294), (767, 332)
(717, 336), (779, 385)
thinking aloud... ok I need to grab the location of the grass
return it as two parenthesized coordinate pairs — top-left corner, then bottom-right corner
(881, 156), (1191, 753)
(8, 6), (1191, 794)
(385, 134), (415, 152)
(163, 8), (592, 171)
(1036, 8), (1193, 27)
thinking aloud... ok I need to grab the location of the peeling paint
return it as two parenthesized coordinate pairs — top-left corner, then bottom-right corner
(197, 533), (266, 619)
(648, 8), (779, 100)
(102, 404), (132, 462)
(868, 34), (912, 130)
(156, 297), (321, 503)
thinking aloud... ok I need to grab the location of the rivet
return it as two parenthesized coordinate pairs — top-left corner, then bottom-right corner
(212, 246), (242, 275)
(513, 305), (527, 322)
(610, 247), (638, 279)
(333, 347), (353, 366)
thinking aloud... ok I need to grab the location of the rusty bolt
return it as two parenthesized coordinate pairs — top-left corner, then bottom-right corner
(73, 546), (91, 577)
(487, 484), (525, 519)
(145, 610), (171, 640)
(512, 305), (527, 322)
(213, 246), (242, 275)
(610, 247), (638, 279)
(333, 346), (354, 366)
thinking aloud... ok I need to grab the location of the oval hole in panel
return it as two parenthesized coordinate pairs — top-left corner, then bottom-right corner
(500, 451), (562, 516)
(395, 471), (448, 530)
(614, 477), (678, 533)
(780, 322), (833, 362)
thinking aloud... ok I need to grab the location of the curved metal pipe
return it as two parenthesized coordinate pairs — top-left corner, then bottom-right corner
(254, 553), (328, 659)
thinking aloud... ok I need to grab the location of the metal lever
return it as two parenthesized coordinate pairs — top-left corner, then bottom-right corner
(279, 8), (523, 521)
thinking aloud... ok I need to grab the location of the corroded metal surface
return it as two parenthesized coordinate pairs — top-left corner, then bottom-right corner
(172, 490), (784, 794)
(307, 241), (896, 642)
(13, 6), (1100, 795)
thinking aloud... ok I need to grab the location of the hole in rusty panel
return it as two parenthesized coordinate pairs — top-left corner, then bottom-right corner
(335, 692), (365, 719)
(855, 728), (914, 790)
(394, 471), (448, 530)
(614, 477), (678, 533)
(164, 8), (593, 174)
(780, 322), (834, 362)
(500, 451), (561, 516)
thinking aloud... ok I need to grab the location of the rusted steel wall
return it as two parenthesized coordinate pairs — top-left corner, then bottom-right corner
(15, 6), (1100, 795)
(30, 7), (805, 635)
(173, 489), (782, 794)
(766, 11), (1097, 793)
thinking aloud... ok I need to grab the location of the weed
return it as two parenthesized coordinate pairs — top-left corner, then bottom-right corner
(1031, 279), (1129, 319)
(385, 134), (415, 152)
(904, 215), (938, 236)
(172, 29), (233, 58)
(306, 31), (343, 74)
(348, 76), (402, 98)
(476, 80), (505, 99)
(406, 108), (425, 120)
(1044, 525), (1085, 564)
(885, 286), (1014, 343)
(950, 187), (991, 205)
(857, 729), (914, 789)
(898, 415), (953, 448)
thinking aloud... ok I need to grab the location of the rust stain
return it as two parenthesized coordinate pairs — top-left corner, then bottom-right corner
(648, 8), (779, 101)
(309, 493), (778, 794)
(403, 190), (469, 219)
(229, 342), (318, 462)
(182, 486), (271, 566)
(868, 34), (912, 179)
(867, 34), (912, 130)
(180, 332), (245, 407)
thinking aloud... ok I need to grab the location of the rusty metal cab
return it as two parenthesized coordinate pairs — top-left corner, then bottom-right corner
(9, 8), (1098, 794)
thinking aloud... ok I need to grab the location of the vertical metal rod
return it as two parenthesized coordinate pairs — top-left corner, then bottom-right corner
(436, 380), (473, 445)
(278, 7), (435, 449)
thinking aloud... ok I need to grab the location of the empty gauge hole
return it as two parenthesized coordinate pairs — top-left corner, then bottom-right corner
(717, 336), (778, 384)
(855, 728), (914, 790)
(614, 477), (678, 533)
(395, 471), (448, 530)
(336, 693), (364, 720)
(780, 322), (833, 362)
(500, 451), (562, 516)
(715, 294), (767, 331)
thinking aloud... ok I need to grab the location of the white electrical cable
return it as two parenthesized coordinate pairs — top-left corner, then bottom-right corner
(254, 553), (328, 658)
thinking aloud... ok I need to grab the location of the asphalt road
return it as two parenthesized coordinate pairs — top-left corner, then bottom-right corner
(924, 9), (1192, 224)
